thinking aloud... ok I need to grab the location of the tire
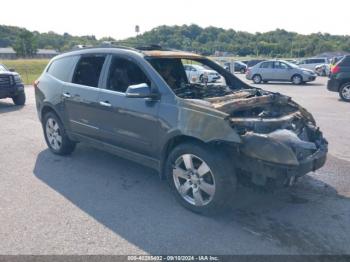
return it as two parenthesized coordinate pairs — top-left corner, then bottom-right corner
(43, 112), (76, 155)
(199, 74), (204, 83)
(292, 74), (303, 85)
(252, 74), (262, 84)
(339, 83), (350, 102)
(12, 91), (26, 105)
(165, 142), (237, 215)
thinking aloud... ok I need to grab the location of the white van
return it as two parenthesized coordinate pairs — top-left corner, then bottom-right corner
(297, 58), (329, 72)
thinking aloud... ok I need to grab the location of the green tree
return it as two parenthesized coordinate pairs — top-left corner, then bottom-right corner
(13, 30), (37, 57)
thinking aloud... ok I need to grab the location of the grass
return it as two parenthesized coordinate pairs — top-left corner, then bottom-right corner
(0, 59), (49, 85)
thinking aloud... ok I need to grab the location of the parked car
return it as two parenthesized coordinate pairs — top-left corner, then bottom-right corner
(246, 60), (317, 84)
(297, 57), (329, 72)
(0, 64), (25, 105)
(234, 61), (247, 73)
(35, 47), (328, 214)
(327, 55), (350, 102)
(245, 59), (266, 67)
(223, 61), (247, 74)
(315, 64), (331, 76)
(184, 64), (220, 83)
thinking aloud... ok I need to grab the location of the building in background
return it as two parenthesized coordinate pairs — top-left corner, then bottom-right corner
(0, 47), (16, 59)
(35, 49), (59, 59)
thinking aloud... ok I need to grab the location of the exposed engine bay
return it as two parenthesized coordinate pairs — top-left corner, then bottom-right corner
(179, 83), (328, 186)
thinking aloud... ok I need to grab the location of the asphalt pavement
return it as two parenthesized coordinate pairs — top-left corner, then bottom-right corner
(0, 76), (349, 255)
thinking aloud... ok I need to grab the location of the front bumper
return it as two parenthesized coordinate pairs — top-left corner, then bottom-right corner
(234, 129), (328, 187)
(303, 74), (316, 82)
(0, 84), (24, 99)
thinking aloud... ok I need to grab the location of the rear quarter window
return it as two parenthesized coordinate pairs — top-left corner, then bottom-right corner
(340, 56), (350, 66)
(47, 56), (78, 82)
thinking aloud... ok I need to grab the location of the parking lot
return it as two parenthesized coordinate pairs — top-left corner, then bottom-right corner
(0, 76), (349, 255)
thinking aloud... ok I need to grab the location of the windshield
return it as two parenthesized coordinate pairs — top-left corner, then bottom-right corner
(0, 64), (7, 72)
(147, 58), (234, 99)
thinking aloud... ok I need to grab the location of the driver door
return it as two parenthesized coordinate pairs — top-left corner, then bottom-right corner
(96, 55), (160, 157)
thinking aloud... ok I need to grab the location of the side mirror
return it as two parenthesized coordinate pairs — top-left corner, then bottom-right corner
(125, 83), (159, 99)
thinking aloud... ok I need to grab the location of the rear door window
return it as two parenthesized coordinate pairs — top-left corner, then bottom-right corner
(72, 55), (106, 88)
(47, 56), (77, 82)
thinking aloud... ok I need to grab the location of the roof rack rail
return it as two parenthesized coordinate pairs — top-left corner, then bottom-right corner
(66, 42), (172, 54)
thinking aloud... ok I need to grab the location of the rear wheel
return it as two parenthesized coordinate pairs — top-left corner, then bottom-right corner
(292, 74), (303, 85)
(339, 83), (350, 102)
(43, 112), (76, 155)
(165, 142), (237, 215)
(12, 91), (26, 105)
(252, 74), (262, 84)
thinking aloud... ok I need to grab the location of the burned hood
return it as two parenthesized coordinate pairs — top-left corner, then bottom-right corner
(183, 87), (315, 129)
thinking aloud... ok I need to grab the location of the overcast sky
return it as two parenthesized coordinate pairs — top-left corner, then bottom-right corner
(1, 0), (349, 39)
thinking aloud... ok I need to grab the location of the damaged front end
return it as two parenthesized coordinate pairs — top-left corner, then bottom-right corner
(202, 88), (328, 187)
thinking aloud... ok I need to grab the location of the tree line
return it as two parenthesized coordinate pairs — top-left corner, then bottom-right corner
(1, 24), (350, 58)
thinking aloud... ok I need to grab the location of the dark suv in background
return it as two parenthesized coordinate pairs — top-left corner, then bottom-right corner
(35, 46), (328, 214)
(327, 55), (350, 102)
(0, 64), (25, 105)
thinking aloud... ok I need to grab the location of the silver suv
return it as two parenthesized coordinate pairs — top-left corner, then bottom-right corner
(246, 60), (317, 85)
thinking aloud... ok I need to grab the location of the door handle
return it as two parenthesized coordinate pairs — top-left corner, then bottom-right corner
(62, 92), (71, 98)
(99, 101), (111, 107)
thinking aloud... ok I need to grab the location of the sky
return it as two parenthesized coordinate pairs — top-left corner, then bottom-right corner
(1, 0), (349, 39)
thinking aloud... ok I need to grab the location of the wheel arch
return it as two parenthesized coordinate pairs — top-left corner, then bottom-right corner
(40, 104), (60, 122)
(160, 135), (208, 179)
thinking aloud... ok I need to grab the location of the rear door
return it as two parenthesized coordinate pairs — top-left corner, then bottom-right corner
(62, 54), (107, 140)
(96, 54), (160, 157)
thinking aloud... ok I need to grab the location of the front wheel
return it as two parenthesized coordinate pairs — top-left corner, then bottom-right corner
(339, 83), (350, 102)
(292, 75), (303, 85)
(12, 91), (26, 105)
(43, 112), (76, 155)
(165, 142), (237, 215)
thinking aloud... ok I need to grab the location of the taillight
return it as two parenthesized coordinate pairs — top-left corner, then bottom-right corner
(331, 65), (340, 74)
(33, 79), (40, 89)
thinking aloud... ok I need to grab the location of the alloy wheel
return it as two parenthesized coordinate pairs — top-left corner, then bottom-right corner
(45, 118), (62, 151)
(172, 154), (216, 206)
(292, 75), (302, 84)
(341, 85), (350, 100)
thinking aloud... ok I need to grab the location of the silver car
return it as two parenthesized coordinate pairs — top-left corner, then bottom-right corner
(246, 60), (317, 85)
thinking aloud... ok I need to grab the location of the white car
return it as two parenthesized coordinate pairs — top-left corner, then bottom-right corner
(297, 58), (329, 72)
(184, 64), (220, 83)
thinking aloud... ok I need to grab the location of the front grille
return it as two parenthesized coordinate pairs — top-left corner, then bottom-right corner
(0, 75), (12, 88)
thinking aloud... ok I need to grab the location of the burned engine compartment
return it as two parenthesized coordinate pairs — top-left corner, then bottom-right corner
(178, 84), (327, 175)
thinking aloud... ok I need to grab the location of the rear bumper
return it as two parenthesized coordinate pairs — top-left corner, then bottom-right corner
(0, 84), (24, 99)
(327, 78), (340, 92)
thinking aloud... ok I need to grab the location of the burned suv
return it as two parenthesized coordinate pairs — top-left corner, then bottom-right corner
(35, 46), (328, 214)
